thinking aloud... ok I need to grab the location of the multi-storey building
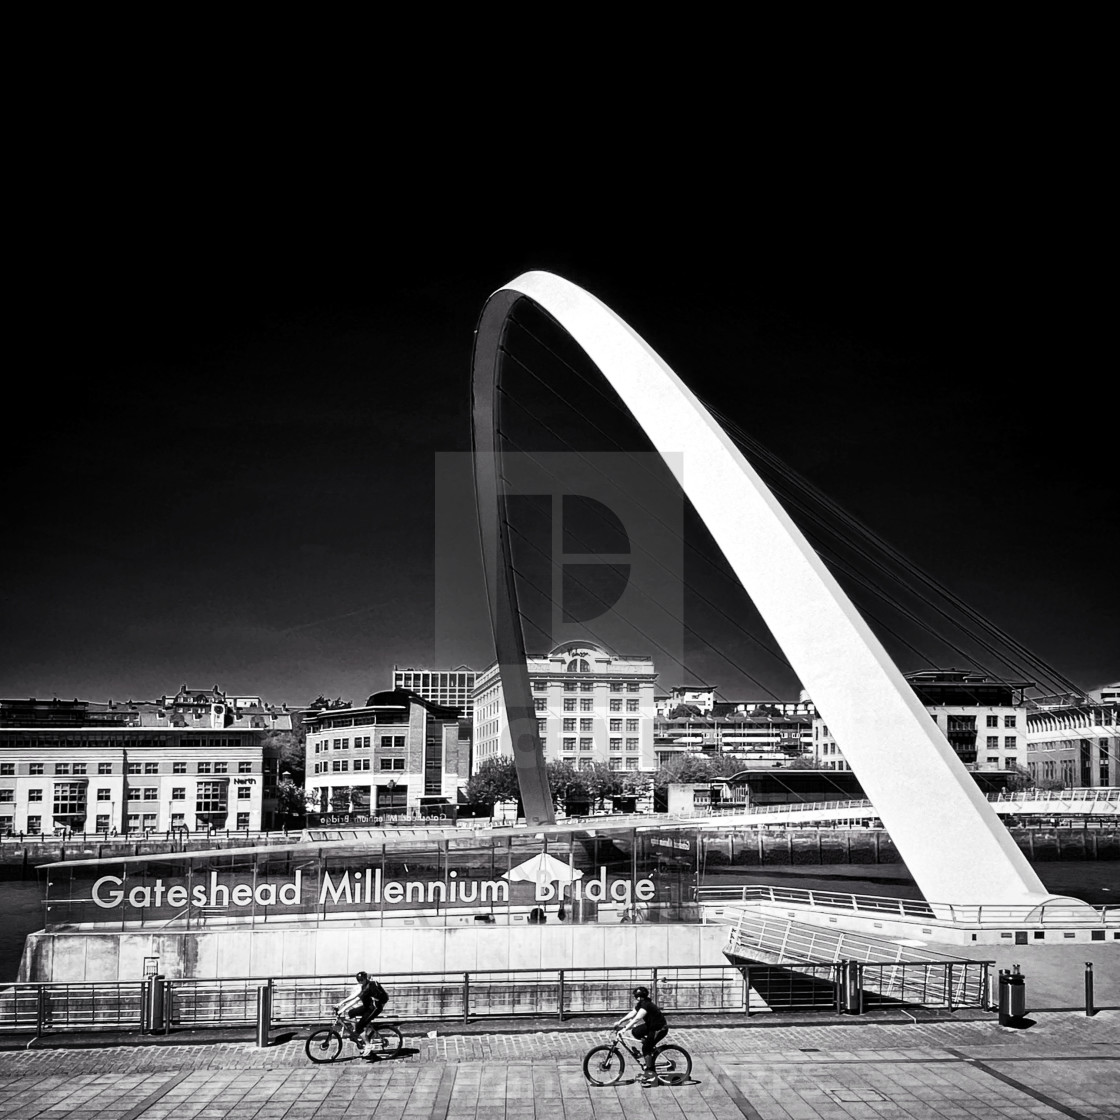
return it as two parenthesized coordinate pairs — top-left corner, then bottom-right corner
(472, 641), (657, 773)
(812, 668), (1030, 772)
(653, 709), (815, 767)
(304, 688), (469, 819)
(1026, 700), (1119, 787)
(0, 686), (292, 835)
(391, 666), (476, 719)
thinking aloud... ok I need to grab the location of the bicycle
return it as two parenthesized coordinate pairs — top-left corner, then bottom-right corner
(582, 1030), (692, 1086)
(304, 1008), (404, 1063)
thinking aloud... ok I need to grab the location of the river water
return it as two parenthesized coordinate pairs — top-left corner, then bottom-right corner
(2, 861), (1114, 981)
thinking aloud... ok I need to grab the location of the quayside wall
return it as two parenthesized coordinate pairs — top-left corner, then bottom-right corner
(20, 922), (729, 983)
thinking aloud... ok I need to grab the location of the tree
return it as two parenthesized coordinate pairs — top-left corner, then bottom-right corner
(1004, 764), (1064, 793)
(546, 760), (590, 810)
(275, 777), (312, 828)
(653, 753), (719, 791)
(263, 729), (305, 784)
(464, 758), (521, 806)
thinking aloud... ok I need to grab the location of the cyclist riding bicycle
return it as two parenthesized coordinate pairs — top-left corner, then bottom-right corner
(614, 986), (668, 1086)
(336, 970), (388, 1050)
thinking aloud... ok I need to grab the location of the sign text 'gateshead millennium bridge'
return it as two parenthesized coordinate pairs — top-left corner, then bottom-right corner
(89, 867), (658, 911)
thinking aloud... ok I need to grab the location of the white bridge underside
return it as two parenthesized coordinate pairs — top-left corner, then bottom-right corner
(501, 271), (1087, 912)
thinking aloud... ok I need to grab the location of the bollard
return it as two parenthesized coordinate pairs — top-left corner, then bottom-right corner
(1085, 962), (1095, 1017)
(255, 983), (272, 1048)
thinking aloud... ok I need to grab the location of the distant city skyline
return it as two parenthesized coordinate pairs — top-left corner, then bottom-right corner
(6, 201), (1116, 709)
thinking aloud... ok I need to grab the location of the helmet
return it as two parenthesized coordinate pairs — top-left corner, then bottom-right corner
(632, 986), (649, 999)
(356, 970), (369, 981)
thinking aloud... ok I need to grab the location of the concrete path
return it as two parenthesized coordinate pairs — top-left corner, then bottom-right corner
(0, 1011), (1116, 1119)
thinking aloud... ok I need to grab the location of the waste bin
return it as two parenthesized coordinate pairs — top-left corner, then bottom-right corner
(256, 983), (272, 1048)
(998, 965), (1026, 1025)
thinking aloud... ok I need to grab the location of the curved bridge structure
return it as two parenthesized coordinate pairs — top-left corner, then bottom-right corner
(470, 271), (1088, 911)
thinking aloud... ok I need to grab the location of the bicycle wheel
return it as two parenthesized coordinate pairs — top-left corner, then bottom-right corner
(305, 1028), (343, 1063)
(369, 1023), (404, 1055)
(652, 1044), (692, 1085)
(583, 1044), (626, 1086)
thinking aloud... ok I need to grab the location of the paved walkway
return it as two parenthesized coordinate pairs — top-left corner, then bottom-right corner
(0, 1011), (1116, 1119)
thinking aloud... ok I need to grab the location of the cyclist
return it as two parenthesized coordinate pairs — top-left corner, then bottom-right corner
(336, 970), (388, 1051)
(614, 985), (668, 1086)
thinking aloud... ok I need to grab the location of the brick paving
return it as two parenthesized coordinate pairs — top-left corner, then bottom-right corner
(0, 1011), (1116, 1118)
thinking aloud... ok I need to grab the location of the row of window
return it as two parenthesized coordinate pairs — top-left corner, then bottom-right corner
(561, 737), (642, 750)
(0, 782), (250, 803)
(985, 736), (1019, 748)
(312, 757), (408, 774)
(534, 698), (642, 712)
(1, 813), (255, 834)
(0, 761), (254, 776)
(563, 757), (641, 770)
(531, 681), (642, 692)
(314, 735), (405, 752)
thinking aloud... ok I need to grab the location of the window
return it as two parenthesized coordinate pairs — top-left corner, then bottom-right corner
(625, 758), (639, 771)
(95, 815), (110, 832)
(99, 762), (112, 774)
(356, 736), (371, 749)
(627, 683), (639, 692)
(332, 759), (349, 772)
(239, 761), (252, 773)
(238, 785), (252, 799)
(563, 682), (577, 692)
(142, 813), (157, 830)
(127, 762), (141, 774)
(580, 719), (593, 732)
(626, 700), (639, 712)
(26, 816), (41, 834)
(198, 762), (212, 774)
(986, 715), (999, 728)
(609, 699), (622, 712)
(535, 698), (546, 712)
(354, 758), (371, 771)
(579, 737), (593, 751)
(580, 699), (593, 712)
(626, 720), (639, 733)
(27, 789), (43, 801)
(141, 762), (157, 774)
(143, 787), (159, 801)
(379, 735), (406, 749)
(96, 788), (111, 801)
(987, 736), (999, 749)
(1004, 736), (1016, 749)
(562, 738), (576, 752)
(563, 698), (576, 712)
(54, 782), (87, 816)
(609, 738), (622, 751)
(537, 719), (546, 736)
(626, 737), (639, 750)
(563, 718), (576, 732)
(29, 764), (43, 775)
(73, 763), (87, 775)
(172, 788), (185, 800)
(578, 758), (592, 770)
(610, 719), (622, 733)
(532, 679), (546, 692)
(214, 762), (228, 774)
(0, 790), (12, 802)
(581, 683), (593, 692)
(196, 782), (227, 813)
(236, 813), (250, 829)
(0, 764), (12, 776)
(567, 658), (590, 673)
(379, 758), (406, 771)
(610, 683), (623, 693)
(1005, 716), (1017, 728)
(609, 758), (622, 770)
(173, 762), (186, 774)
(55, 763), (71, 774)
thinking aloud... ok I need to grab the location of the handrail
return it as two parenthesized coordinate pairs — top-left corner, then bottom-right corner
(698, 884), (1120, 926)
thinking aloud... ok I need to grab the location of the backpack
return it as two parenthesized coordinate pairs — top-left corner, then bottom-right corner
(366, 978), (388, 1004)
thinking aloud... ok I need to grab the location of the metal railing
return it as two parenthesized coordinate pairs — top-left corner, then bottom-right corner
(0, 965), (751, 1039)
(698, 884), (1120, 927)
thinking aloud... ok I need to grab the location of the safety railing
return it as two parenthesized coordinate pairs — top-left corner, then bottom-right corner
(698, 884), (1120, 927)
(990, 788), (1120, 802)
(0, 964), (751, 1038)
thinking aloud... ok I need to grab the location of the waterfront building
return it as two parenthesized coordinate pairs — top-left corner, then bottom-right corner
(653, 707), (814, 767)
(471, 641), (657, 773)
(812, 668), (1030, 773)
(1026, 699), (1119, 787)
(0, 686), (292, 834)
(303, 688), (469, 820)
(391, 665), (477, 719)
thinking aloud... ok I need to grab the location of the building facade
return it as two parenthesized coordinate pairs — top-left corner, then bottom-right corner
(472, 641), (657, 773)
(1026, 701), (1119, 787)
(391, 665), (477, 719)
(304, 688), (469, 820)
(812, 668), (1029, 773)
(0, 686), (292, 835)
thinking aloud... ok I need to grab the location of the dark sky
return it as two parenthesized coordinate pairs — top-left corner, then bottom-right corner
(5, 174), (1115, 708)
